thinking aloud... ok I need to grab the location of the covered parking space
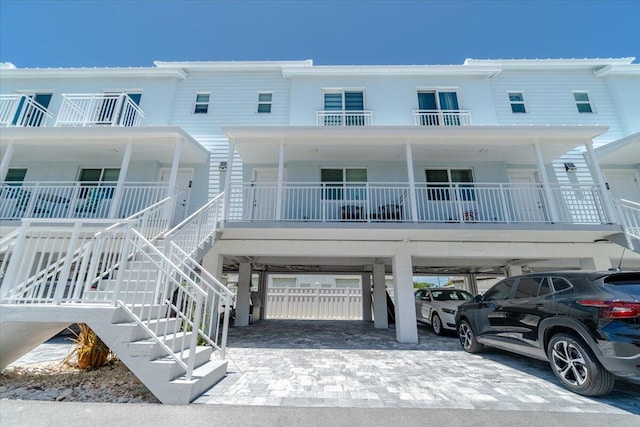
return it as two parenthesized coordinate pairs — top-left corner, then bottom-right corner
(203, 223), (638, 344)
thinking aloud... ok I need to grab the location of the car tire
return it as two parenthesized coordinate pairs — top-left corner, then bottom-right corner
(432, 313), (444, 336)
(457, 319), (483, 353)
(547, 333), (615, 397)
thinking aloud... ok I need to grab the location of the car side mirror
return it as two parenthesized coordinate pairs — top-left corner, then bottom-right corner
(474, 295), (483, 303)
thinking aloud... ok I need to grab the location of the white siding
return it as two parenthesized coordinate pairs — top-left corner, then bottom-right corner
(488, 70), (626, 143)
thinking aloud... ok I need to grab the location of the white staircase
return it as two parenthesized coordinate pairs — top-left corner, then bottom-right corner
(0, 194), (232, 404)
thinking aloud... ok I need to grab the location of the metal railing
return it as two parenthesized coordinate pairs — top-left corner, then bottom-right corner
(226, 181), (610, 225)
(55, 93), (144, 127)
(412, 110), (472, 126)
(163, 193), (232, 358)
(0, 196), (216, 379)
(316, 110), (373, 126)
(0, 181), (169, 220)
(617, 199), (640, 244)
(0, 95), (53, 127)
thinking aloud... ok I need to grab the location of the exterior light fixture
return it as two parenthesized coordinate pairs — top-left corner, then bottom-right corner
(564, 162), (577, 172)
(219, 161), (228, 171)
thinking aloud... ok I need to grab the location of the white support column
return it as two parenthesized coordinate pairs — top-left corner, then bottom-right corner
(108, 141), (132, 218)
(372, 264), (388, 329)
(533, 143), (559, 222)
(0, 142), (14, 181)
(584, 141), (617, 223)
(222, 141), (235, 223)
(405, 143), (419, 222)
(361, 273), (372, 322)
(507, 264), (523, 277)
(275, 140), (285, 221)
(392, 251), (418, 343)
(235, 262), (253, 327)
(167, 139), (182, 197)
(580, 256), (612, 271)
(467, 273), (478, 295)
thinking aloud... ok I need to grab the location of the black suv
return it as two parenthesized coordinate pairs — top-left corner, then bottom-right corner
(455, 271), (640, 396)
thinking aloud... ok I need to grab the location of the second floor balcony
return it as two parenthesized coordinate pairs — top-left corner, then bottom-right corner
(55, 93), (144, 127)
(0, 95), (53, 128)
(226, 181), (610, 225)
(0, 181), (170, 220)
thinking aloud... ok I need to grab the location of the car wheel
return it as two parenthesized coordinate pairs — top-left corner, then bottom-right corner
(432, 313), (444, 336)
(457, 319), (483, 353)
(547, 333), (615, 397)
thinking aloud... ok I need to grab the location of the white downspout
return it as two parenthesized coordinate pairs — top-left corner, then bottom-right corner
(533, 142), (559, 222)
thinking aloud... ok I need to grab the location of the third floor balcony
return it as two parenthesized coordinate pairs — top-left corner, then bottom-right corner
(56, 93), (144, 127)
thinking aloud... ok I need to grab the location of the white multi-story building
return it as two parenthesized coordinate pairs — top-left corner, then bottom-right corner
(1, 57), (639, 403)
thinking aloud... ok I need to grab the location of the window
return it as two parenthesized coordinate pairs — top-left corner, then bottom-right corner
(257, 92), (272, 113)
(4, 168), (27, 183)
(323, 90), (365, 125)
(193, 93), (210, 114)
(417, 90), (460, 125)
(483, 279), (514, 301)
(551, 277), (572, 292)
(321, 168), (367, 200)
(514, 277), (548, 299)
(78, 168), (119, 198)
(573, 92), (593, 113)
(508, 92), (526, 113)
(425, 169), (474, 201)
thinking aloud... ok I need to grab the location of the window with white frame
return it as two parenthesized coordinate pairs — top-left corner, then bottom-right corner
(425, 169), (474, 201)
(257, 92), (272, 113)
(573, 92), (593, 113)
(321, 168), (367, 200)
(193, 93), (210, 114)
(416, 90), (461, 125)
(508, 92), (526, 113)
(322, 90), (366, 125)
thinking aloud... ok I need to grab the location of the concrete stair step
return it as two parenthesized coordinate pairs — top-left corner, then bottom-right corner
(85, 290), (158, 305)
(165, 359), (228, 404)
(128, 330), (196, 358)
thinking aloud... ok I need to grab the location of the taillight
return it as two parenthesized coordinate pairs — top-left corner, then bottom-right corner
(578, 300), (640, 319)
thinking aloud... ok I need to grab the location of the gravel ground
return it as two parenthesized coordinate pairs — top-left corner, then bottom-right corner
(0, 360), (159, 404)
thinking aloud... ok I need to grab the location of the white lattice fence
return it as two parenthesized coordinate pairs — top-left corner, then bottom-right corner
(266, 287), (363, 320)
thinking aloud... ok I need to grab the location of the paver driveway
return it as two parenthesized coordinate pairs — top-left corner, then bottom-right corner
(197, 319), (640, 415)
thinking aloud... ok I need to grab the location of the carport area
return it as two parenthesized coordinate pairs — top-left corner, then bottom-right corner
(196, 319), (640, 414)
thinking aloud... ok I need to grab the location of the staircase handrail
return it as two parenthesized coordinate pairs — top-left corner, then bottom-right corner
(618, 199), (640, 242)
(163, 192), (223, 257)
(166, 242), (233, 358)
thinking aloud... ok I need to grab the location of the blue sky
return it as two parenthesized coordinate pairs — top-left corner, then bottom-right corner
(1, 0), (638, 68)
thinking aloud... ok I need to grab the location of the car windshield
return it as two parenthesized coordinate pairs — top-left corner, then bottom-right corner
(431, 290), (473, 302)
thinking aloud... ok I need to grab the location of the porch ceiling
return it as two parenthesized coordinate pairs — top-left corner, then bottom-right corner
(595, 132), (640, 166)
(223, 125), (608, 164)
(0, 127), (209, 164)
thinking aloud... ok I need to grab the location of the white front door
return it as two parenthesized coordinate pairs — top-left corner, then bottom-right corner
(604, 171), (640, 203)
(159, 168), (193, 224)
(251, 168), (280, 220)
(508, 171), (546, 222)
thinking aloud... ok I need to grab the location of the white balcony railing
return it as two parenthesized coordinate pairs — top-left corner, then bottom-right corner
(0, 95), (53, 127)
(55, 93), (144, 127)
(412, 110), (472, 126)
(316, 110), (373, 126)
(227, 181), (610, 225)
(0, 181), (169, 220)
